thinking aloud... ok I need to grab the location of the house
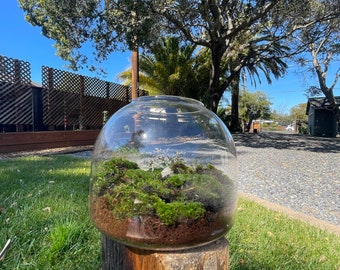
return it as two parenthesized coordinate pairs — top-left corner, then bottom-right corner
(306, 97), (340, 137)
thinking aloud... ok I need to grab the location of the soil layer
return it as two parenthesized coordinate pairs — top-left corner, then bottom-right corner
(91, 197), (233, 250)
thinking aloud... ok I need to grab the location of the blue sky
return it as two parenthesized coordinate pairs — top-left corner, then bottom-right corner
(1, 1), (339, 114)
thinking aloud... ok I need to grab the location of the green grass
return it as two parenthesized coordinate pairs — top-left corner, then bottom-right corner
(229, 199), (339, 269)
(1, 155), (339, 269)
(0, 156), (100, 269)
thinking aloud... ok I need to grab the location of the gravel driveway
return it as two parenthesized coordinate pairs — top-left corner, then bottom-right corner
(233, 132), (340, 228)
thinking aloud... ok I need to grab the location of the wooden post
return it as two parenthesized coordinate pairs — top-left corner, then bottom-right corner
(131, 49), (139, 100)
(102, 234), (229, 270)
(131, 0), (139, 100)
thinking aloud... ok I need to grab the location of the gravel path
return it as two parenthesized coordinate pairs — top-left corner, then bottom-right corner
(233, 132), (340, 228)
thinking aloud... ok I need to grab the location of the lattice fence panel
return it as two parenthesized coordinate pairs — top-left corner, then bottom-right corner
(110, 82), (129, 101)
(64, 92), (81, 126)
(0, 55), (32, 125)
(42, 66), (148, 128)
(81, 77), (124, 127)
(43, 89), (65, 126)
(84, 76), (106, 97)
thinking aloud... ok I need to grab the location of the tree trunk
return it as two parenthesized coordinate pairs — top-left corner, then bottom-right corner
(102, 234), (230, 270)
(102, 235), (124, 269)
(229, 73), (242, 132)
(208, 49), (224, 113)
(312, 49), (339, 120)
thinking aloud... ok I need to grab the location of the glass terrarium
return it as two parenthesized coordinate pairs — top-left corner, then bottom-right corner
(89, 95), (237, 250)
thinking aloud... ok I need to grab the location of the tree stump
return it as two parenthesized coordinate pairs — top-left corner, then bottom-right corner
(102, 234), (229, 270)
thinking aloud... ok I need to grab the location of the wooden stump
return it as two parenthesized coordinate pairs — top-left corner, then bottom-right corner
(102, 234), (229, 270)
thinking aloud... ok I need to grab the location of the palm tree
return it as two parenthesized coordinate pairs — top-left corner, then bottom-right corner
(225, 31), (289, 132)
(116, 69), (160, 96)
(117, 37), (210, 102)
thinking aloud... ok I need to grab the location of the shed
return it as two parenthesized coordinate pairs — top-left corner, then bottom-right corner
(306, 97), (340, 137)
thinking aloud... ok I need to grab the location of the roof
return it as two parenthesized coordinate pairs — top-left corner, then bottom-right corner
(306, 96), (340, 114)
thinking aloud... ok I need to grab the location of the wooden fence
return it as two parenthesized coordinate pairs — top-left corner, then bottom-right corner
(41, 66), (147, 130)
(0, 55), (147, 153)
(1, 55), (147, 132)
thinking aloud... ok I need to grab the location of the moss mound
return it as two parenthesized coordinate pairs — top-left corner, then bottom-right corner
(92, 157), (230, 225)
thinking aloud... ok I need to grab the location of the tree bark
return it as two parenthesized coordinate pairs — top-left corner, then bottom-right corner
(230, 72), (242, 132)
(208, 47), (224, 113)
(102, 234), (229, 270)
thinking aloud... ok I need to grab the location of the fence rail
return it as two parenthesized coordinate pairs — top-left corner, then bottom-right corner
(0, 130), (99, 153)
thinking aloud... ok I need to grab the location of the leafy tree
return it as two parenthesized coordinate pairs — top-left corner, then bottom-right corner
(150, 1), (287, 113)
(18, 0), (288, 112)
(289, 103), (309, 134)
(289, 103), (308, 122)
(18, 0), (161, 71)
(18, 0), (339, 116)
(271, 109), (290, 126)
(117, 69), (160, 96)
(239, 89), (272, 131)
(154, 0), (339, 114)
(226, 0), (339, 131)
(292, 0), (340, 117)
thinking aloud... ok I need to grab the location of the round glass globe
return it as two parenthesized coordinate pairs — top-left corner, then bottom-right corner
(90, 95), (237, 250)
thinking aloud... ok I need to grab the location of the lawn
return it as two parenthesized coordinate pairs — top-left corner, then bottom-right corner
(0, 155), (339, 269)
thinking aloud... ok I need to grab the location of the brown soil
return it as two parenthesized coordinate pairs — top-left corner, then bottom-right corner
(90, 197), (233, 250)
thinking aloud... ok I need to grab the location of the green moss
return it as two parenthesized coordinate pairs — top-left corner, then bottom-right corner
(170, 161), (193, 174)
(92, 157), (231, 225)
(154, 201), (205, 226)
(167, 174), (186, 187)
(92, 158), (139, 195)
(182, 173), (227, 212)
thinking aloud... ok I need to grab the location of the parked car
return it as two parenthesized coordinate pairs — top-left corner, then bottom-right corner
(286, 124), (294, 132)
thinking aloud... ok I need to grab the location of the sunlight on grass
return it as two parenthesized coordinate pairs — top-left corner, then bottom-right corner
(228, 198), (340, 269)
(0, 155), (101, 269)
(1, 155), (339, 269)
